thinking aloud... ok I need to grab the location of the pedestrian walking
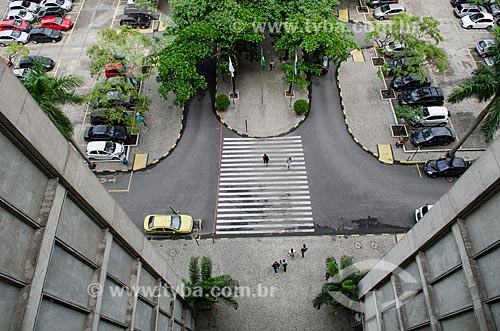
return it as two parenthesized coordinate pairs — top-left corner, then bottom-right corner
(136, 112), (147, 127)
(325, 269), (330, 281)
(286, 157), (292, 169)
(300, 244), (308, 258)
(288, 248), (295, 258)
(263, 154), (269, 165)
(281, 259), (288, 272)
(269, 59), (275, 71)
(272, 260), (280, 274)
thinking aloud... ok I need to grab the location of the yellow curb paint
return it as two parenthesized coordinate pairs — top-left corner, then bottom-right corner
(351, 49), (365, 62)
(133, 154), (148, 171)
(348, 128), (353, 134)
(151, 160), (159, 164)
(171, 143), (177, 148)
(396, 233), (406, 242)
(95, 170), (104, 173)
(377, 144), (394, 164)
(366, 234), (374, 237)
(228, 126), (233, 130)
(353, 137), (359, 143)
(362, 146), (369, 151)
(382, 233), (391, 236)
(108, 170), (116, 173)
(351, 234), (360, 237)
(163, 153), (169, 157)
(373, 153), (379, 157)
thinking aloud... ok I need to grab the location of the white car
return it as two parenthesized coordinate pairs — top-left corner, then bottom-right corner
(475, 39), (498, 58)
(415, 204), (433, 222)
(6, 9), (36, 23)
(9, 1), (39, 13)
(373, 4), (406, 20)
(460, 12), (494, 30)
(453, 4), (488, 18)
(484, 57), (495, 67)
(410, 107), (449, 127)
(0, 30), (30, 47)
(86, 141), (125, 161)
(40, 0), (73, 12)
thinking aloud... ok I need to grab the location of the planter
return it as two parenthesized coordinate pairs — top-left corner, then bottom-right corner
(371, 57), (384, 66)
(357, 6), (369, 14)
(380, 89), (395, 100)
(390, 125), (408, 137)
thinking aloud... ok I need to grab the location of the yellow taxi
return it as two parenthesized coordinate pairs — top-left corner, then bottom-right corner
(143, 214), (194, 234)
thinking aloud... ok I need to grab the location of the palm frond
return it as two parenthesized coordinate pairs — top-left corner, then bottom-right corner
(481, 96), (500, 142)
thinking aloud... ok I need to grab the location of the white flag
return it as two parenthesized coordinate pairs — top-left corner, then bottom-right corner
(228, 56), (235, 77)
(294, 53), (298, 75)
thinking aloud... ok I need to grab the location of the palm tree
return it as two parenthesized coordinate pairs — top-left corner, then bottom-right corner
(447, 34), (500, 156)
(21, 61), (95, 168)
(183, 256), (239, 316)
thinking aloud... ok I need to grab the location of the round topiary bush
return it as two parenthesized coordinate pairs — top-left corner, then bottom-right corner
(216, 94), (230, 111)
(294, 99), (309, 115)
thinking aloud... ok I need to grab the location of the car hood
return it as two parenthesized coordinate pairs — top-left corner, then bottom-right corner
(423, 159), (438, 173)
(411, 130), (426, 143)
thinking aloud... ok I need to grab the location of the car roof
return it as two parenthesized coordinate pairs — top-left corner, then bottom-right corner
(385, 4), (405, 9)
(30, 27), (51, 33)
(86, 141), (109, 151)
(430, 127), (453, 135)
(424, 106), (448, 115)
(0, 30), (19, 36)
(458, 4), (482, 9)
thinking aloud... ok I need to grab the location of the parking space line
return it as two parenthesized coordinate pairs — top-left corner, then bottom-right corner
(108, 172), (134, 193)
(416, 164), (422, 178)
(466, 47), (481, 69)
(111, 0), (123, 29)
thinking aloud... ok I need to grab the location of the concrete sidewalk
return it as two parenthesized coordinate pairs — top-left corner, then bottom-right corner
(152, 234), (399, 331)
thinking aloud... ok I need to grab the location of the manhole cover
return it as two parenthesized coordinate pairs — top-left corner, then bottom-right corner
(354, 242), (362, 249)
(371, 242), (378, 249)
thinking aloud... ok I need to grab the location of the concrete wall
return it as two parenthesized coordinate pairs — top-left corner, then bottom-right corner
(0, 63), (194, 330)
(359, 135), (500, 330)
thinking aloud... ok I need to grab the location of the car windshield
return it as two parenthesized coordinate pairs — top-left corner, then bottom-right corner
(380, 4), (390, 11)
(470, 13), (482, 20)
(170, 215), (181, 230)
(56, 0), (64, 5)
(147, 216), (155, 228)
(19, 10), (28, 17)
(12, 30), (21, 38)
(54, 17), (63, 24)
(104, 141), (116, 153)
(49, 29), (58, 36)
(436, 159), (451, 171)
(422, 129), (433, 139)
(13, 20), (22, 27)
(479, 41), (487, 48)
(413, 89), (429, 98)
(422, 108), (430, 117)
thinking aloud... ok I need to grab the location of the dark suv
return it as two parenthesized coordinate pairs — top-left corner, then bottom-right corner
(398, 87), (444, 107)
(19, 55), (55, 71)
(450, 0), (470, 7)
(29, 28), (62, 44)
(367, 0), (398, 8)
(83, 125), (128, 143)
(410, 127), (456, 147)
(37, 7), (65, 20)
(391, 72), (431, 91)
(119, 14), (151, 29)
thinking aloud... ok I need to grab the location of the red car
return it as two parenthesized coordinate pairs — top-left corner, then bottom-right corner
(0, 19), (31, 32)
(105, 62), (140, 79)
(40, 16), (73, 31)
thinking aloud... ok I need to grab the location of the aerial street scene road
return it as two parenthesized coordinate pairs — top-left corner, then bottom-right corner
(2, 0), (500, 329)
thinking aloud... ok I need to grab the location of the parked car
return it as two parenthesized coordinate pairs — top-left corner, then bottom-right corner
(321, 56), (329, 75)
(89, 108), (127, 125)
(423, 157), (469, 177)
(86, 141), (125, 161)
(454, 4), (488, 18)
(6, 9), (36, 23)
(12, 68), (30, 79)
(0, 30), (29, 46)
(40, 0), (72, 11)
(391, 72), (431, 91)
(37, 6), (65, 19)
(410, 127), (456, 147)
(484, 56), (495, 66)
(450, 0), (470, 7)
(83, 125), (128, 143)
(40, 16), (73, 30)
(409, 106), (450, 127)
(104, 62), (140, 78)
(366, 0), (398, 8)
(143, 214), (194, 235)
(387, 57), (420, 74)
(398, 87), (444, 107)
(415, 204), (433, 222)
(9, 1), (39, 13)
(29, 27), (62, 43)
(475, 39), (498, 58)
(381, 41), (410, 58)
(119, 14), (151, 29)
(373, 4), (406, 20)
(487, 0), (500, 17)
(0, 19), (31, 32)
(19, 55), (55, 71)
(123, 3), (159, 20)
(460, 13), (494, 30)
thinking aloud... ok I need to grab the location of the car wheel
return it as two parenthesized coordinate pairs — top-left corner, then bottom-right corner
(481, 53), (488, 58)
(17, 41), (24, 45)
(486, 25), (492, 31)
(442, 141), (451, 146)
(378, 16), (385, 20)
(466, 25), (472, 30)
(140, 25), (146, 29)
(88, 157), (95, 160)
(0, 43), (5, 47)
(439, 122), (447, 127)
(414, 123), (422, 128)
(32, 40), (38, 44)
(51, 39), (57, 43)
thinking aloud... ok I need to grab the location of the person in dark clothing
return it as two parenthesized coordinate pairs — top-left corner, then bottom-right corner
(263, 154), (269, 165)
(300, 244), (308, 257)
(281, 259), (288, 272)
(272, 261), (280, 273)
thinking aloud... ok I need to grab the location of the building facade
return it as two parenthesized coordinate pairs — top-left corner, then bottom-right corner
(0, 64), (194, 330)
(358, 137), (500, 330)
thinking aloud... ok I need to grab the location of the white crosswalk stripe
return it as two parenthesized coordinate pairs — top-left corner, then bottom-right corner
(216, 136), (314, 236)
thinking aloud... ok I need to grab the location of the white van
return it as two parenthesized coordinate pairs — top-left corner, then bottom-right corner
(410, 106), (449, 127)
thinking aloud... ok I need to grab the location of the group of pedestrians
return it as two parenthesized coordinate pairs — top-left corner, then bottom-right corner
(271, 244), (308, 274)
(262, 154), (293, 169)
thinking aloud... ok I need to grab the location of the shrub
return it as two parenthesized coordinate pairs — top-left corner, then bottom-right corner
(216, 94), (230, 111)
(395, 105), (423, 124)
(294, 99), (309, 115)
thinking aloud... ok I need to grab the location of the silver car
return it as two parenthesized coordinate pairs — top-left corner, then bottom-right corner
(40, 0), (73, 12)
(373, 4), (406, 20)
(0, 30), (29, 47)
(6, 9), (36, 23)
(9, 1), (40, 13)
(476, 39), (498, 58)
(453, 4), (488, 18)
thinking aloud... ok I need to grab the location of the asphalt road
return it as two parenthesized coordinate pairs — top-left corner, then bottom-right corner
(111, 64), (453, 237)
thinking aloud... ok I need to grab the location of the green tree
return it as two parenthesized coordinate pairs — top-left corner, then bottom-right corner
(395, 105), (423, 125)
(21, 60), (93, 168)
(87, 26), (152, 79)
(183, 256), (239, 317)
(313, 255), (366, 314)
(447, 28), (500, 155)
(3, 44), (29, 66)
(89, 78), (151, 115)
(366, 14), (447, 77)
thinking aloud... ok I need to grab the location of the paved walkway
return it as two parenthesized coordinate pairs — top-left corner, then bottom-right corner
(217, 38), (308, 137)
(152, 234), (399, 331)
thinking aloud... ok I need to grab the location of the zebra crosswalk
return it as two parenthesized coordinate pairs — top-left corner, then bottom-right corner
(215, 136), (314, 236)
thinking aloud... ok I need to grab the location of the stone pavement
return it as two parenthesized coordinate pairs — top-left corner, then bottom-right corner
(152, 234), (400, 331)
(217, 38), (308, 137)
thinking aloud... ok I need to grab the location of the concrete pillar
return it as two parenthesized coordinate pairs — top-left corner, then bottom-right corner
(125, 259), (142, 331)
(452, 220), (496, 331)
(372, 290), (384, 331)
(85, 229), (113, 331)
(151, 278), (162, 331)
(415, 252), (442, 331)
(390, 275), (406, 331)
(15, 180), (64, 331)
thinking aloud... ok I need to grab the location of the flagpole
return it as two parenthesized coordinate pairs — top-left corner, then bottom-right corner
(261, 48), (265, 109)
(229, 56), (236, 104)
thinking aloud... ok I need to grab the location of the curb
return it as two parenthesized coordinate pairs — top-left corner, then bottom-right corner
(93, 106), (188, 174)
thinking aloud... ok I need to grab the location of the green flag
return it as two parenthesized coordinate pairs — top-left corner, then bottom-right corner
(260, 48), (266, 72)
